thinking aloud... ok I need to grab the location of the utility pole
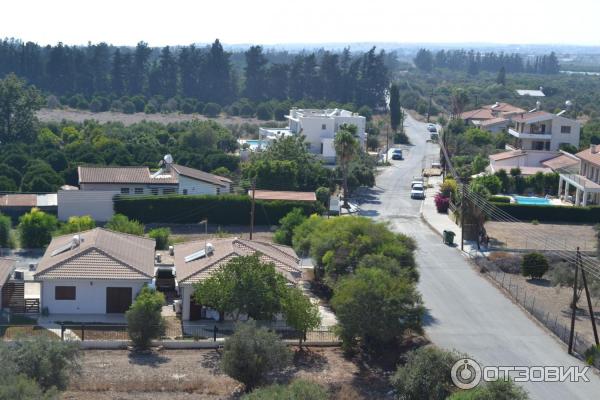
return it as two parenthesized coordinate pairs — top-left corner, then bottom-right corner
(249, 178), (256, 240)
(385, 124), (389, 163)
(199, 219), (208, 250)
(579, 248), (600, 346)
(427, 89), (433, 123)
(568, 248), (580, 354)
(460, 185), (466, 251)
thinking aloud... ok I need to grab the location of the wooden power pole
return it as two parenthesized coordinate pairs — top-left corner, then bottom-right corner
(249, 178), (256, 240)
(568, 248), (581, 354)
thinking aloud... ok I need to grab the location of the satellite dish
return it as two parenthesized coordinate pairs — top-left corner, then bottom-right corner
(163, 154), (174, 164)
(535, 101), (541, 110)
(565, 100), (573, 107)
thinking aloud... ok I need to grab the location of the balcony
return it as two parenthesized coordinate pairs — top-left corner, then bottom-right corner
(508, 128), (552, 140)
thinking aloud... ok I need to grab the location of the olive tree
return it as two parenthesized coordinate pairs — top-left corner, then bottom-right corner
(126, 287), (166, 349)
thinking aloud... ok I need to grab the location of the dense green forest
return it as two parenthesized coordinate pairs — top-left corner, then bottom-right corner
(0, 38), (390, 114)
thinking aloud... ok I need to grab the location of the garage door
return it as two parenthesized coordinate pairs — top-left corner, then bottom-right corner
(106, 287), (133, 313)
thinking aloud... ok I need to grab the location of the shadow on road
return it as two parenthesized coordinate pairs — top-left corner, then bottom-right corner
(422, 308), (438, 327)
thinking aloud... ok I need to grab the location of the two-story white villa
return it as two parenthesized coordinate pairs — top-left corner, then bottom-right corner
(559, 144), (600, 206)
(509, 111), (580, 152)
(258, 108), (366, 163)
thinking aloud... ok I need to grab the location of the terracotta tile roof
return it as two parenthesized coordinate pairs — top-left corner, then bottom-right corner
(35, 228), (156, 280)
(541, 154), (580, 171)
(482, 102), (526, 114)
(460, 108), (495, 121)
(0, 258), (16, 285)
(248, 190), (317, 202)
(479, 117), (510, 128)
(511, 111), (555, 123)
(0, 194), (37, 207)
(175, 238), (301, 285)
(78, 166), (178, 185)
(171, 164), (231, 186)
(489, 150), (525, 161)
(576, 147), (600, 167)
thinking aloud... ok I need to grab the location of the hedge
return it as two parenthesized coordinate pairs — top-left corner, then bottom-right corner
(488, 196), (511, 204)
(491, 202), (600, 223)
(114, 194), (323, 225)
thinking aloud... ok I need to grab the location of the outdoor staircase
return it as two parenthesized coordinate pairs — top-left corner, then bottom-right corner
(1, 282), (39, 314)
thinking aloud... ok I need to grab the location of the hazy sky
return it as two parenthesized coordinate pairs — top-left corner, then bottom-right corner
(2, 0), (599, 47)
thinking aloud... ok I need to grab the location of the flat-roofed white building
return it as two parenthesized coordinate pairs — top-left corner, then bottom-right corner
(509, 111), (581, 152)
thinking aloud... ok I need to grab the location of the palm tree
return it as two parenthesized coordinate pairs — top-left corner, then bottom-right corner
(334, 124), (359, 208)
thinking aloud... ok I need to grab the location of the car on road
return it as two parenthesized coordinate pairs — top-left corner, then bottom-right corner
(411, 184), (425, 199)
(411, 176), (424, 188)
(427, 124), (437, 133)
(391, 148), (403, 160)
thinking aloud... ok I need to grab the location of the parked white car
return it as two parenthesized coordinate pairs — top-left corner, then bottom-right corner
(411, 184), (425, 199)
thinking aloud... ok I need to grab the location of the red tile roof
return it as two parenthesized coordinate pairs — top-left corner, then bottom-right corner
(460, 108), (495, 121)
(248, 190), (317, 202)
(511, 111), (555, 123)
(576, 147), (600, 167)
(0, 258), (16, 285)
(481, 102), (526, 114)
(489, 150), (525, 161)
(541, 154), (580, 171)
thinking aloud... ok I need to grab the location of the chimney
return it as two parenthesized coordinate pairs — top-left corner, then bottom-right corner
(591, 144), (599, 154)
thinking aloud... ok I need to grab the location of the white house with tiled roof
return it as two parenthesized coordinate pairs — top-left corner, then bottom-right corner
(559, 145), (600, 206)
(34, 228), (156, 315)
(509, 111), (580, 152)
(58, 155), (232, 221)
(173, 238), (304, 321)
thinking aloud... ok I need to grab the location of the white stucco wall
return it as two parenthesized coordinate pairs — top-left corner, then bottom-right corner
(40, 279), (148, 314)
(550, 117), (581, 150)
(58, 190), (119, 222)
(177, 176), (227, 195)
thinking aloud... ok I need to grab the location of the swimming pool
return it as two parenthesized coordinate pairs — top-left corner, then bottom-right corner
(239, 139), (270, 149)
(513, 195), (551, 206)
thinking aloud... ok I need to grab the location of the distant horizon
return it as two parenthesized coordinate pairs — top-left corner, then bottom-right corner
(2, 0), (600, 48)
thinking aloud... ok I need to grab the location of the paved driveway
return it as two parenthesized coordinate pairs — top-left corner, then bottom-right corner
(357, 114), (600, 399)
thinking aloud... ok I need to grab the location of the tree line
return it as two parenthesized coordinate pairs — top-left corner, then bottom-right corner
(414, 48), (560, 75)
(0, 38), (390, 110)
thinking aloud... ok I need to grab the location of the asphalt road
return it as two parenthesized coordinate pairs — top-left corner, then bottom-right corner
(357, 114), (600, 399)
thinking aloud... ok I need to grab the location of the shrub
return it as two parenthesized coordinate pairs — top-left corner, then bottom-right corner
(122, 100), (136, 114)
(0, 373), (55, 400)
(203, 102), (222, 117)
(274, 208), (307, 246)
(315, 187), (330, 206)
(221, 321), (291, 391)
(434, 193), (450, 213)
(357, 105), (373, 121)
(144, 103), (157, 114)
(105, 214), (145, 235)
(59, 215), (96, 234)
(584, 344), (600, 367)
(521, 252), (549, 279)
(256, 103), (273, 120)
(281, 287), (321, 347)
(148, 227), (171, 250)
(0, 213), (11, 247)
(242, 380), (328, 400)
(0, 336), (80, 391)
(126, 287), (166, 349)
(331, 268), (424, 351)
(114, 194), (322, 225)
(440, 178), (458, 200)
(488, 195), (510, 203)
(273, 104), (288, 121)
(18, 208), (58, 248)
(448, 379), (529, 400)
(391, 347), (461, 400)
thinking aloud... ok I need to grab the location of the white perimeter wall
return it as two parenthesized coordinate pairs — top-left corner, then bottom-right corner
(58, 190), (118, 222)
(178, 176), (228, 195)
(40, 279), (148, 314)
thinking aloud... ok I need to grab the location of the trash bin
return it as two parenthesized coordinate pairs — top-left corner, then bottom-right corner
(443, 230), (456, 245)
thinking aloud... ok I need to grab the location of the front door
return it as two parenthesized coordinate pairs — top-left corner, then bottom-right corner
(106, 287), (133, 313)
(189, 298), (205, 321)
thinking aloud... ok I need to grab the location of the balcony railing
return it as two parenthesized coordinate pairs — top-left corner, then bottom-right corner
(508, 128), (552, 140)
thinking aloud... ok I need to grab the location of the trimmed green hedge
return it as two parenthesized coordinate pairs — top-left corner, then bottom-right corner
(492, 202), (600, 223)
(114, 194), (323, 225)
(488, 196), (511, 204)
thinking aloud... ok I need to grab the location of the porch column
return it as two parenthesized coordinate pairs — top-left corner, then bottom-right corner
(582, 190), (588, 207)
(558, 176), (564, 199)
(575, 188), (581, 206)
(565, 182), (570, 201)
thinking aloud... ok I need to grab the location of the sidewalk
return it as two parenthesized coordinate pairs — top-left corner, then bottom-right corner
(421, 176), (485, 257)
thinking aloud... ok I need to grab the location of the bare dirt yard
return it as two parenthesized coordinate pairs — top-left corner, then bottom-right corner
(62, 347), (395, 400)
(36, 108), (269, 127)
(486, 221), (597, 253)
(146, 224), (275, 244)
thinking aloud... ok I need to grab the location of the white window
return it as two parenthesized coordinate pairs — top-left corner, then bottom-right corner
(134, 188), (144, 194)
(150, 188), (159, 195)
(120, 188), (130, 194)
(321, 124), (327, 130)
(182, 189), (188, 195)
(561, 126), (571, 134)
(216, 187), (221, 195)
